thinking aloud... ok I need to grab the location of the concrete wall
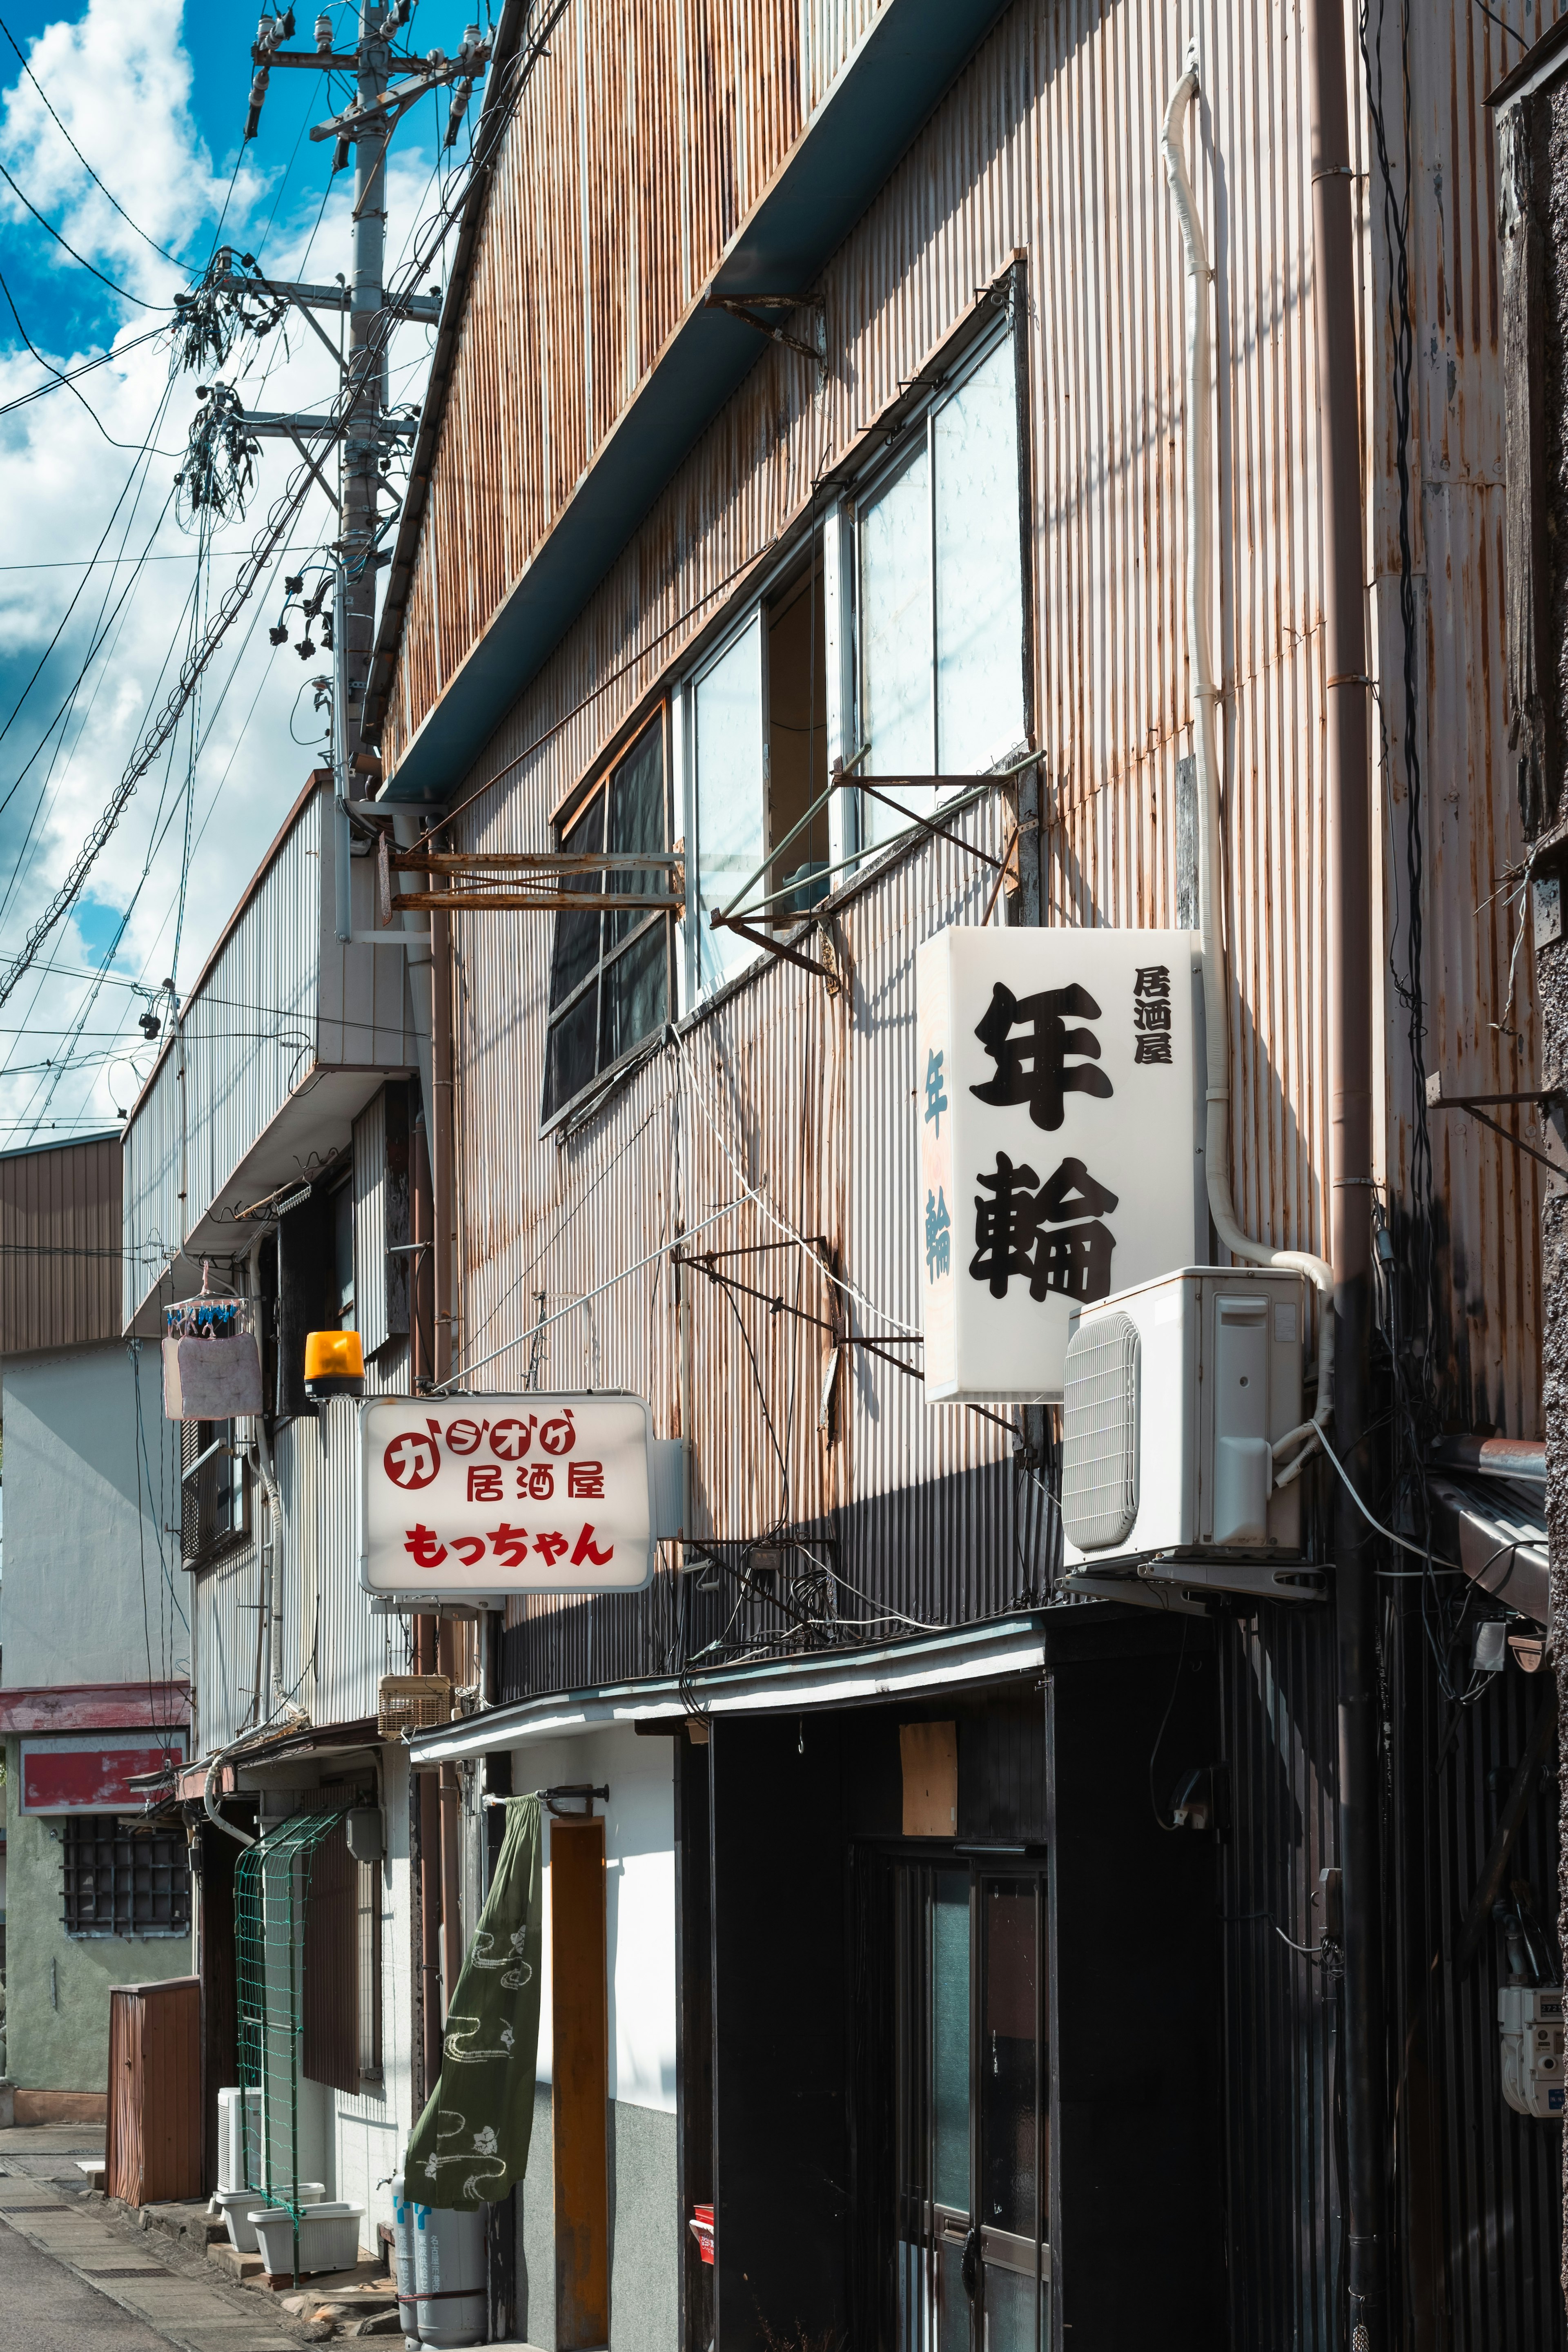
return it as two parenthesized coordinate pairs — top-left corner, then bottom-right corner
(3, 1739), (193, 2095)
(0, 1344), (184, 1692)
(510, 1728), (680, 2352)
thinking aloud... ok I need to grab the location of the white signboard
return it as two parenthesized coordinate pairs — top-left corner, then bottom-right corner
(916, 927), (1205, 1401)
(359, 1393), (656, 1598)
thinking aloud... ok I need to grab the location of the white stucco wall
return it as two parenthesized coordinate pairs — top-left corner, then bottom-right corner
(335, 1744), (417, 2254)
(519, 1728), (677, 2113)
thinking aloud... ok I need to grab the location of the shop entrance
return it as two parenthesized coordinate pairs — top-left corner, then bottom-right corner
(895, 1862), (1047, 2352)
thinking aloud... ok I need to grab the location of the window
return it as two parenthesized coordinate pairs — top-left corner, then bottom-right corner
(855, 331), (1027, 849)
(544, 715), (673, 1121)
(690, 555), (830, 994)
(62, 1817), (190, 1937)
(181, 1420), (248, 1566)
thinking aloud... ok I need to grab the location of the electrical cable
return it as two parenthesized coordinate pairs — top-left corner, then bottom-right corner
(0, 257), (180, 451)
(0, 319), (166, 418)
(0, 152), (170, 307)
(1147, 1617), (1190, 1835)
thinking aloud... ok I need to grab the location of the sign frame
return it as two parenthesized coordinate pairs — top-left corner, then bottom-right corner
(916, 925), (1208, 1402)
(357, 1391), (660, 1601)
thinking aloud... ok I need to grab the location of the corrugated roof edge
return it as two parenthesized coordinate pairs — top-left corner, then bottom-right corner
(0, 1129), (120, 1163)
(119, 767), (329, 1134)
(366, 0), (1017, 799)
(1486, 8), (1568, 105)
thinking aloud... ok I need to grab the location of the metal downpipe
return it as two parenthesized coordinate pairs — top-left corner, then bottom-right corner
(1308, 0), (1385, 2334)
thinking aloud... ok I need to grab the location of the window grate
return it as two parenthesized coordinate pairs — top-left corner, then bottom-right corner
(61, 1817), (190, 1937)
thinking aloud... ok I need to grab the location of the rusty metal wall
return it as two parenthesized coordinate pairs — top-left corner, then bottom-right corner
(382, 0), (892, 752)
(0, 1133), (121, 1356)
(381, 0), (1551, 1701)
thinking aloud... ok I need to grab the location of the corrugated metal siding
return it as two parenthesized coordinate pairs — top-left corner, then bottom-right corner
(193, 1541), (262, 1757)
(386, 0), (1550, 1495)
(382, 0), (891, 750)
(0, 1135), (121, 1355)
(1219, 1608), (1341, 2351)
(1389, 1594), (1564, 2350)
(275, 1403), (392, 1730)
(122, 791), (324, 1329)
(121, 788), (421, 1331)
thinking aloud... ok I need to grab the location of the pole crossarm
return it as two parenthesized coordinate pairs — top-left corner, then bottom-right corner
(310, 46), (491, 144)
(206, 270), (442, 325)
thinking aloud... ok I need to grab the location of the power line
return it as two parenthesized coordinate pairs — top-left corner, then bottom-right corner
(0, 8), (198, 275)
(0, 153), (170, 308)
(0, 319), (167, 418)
(0, 257), (179, 452)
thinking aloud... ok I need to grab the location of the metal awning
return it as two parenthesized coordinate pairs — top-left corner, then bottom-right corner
(408, 1614), (1050, 1763)
(1427, 1459), (1548, 1625)
(374, 0), (1015, 801)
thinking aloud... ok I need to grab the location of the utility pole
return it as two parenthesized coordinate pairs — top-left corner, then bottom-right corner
(241, 4), (490, 923)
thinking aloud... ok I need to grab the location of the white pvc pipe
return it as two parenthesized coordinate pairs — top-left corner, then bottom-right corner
(1162, 47), (1334, 1480)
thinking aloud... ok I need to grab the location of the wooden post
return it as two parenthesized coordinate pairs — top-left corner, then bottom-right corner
(551, 1815), (610, 2350)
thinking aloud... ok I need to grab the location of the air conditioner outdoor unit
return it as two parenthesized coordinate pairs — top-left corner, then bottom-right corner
(1059, 1266), (1322, 1602)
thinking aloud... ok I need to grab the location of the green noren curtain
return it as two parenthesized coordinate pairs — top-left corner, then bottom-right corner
(406, 1792), (543, 2210)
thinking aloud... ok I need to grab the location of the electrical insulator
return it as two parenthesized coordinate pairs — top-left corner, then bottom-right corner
(333, 135), (350, 174)
(245, 65), (269, 140)
(315, 11), (332, 48)
(445, 80), (473, 149)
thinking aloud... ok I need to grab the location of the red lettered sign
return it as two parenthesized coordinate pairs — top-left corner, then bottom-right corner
(358, 1393), (655, 1597)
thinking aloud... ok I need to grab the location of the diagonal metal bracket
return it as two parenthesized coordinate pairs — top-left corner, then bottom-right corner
(1425, 1073), (1568, 1184)
(704, 290), (826, 369)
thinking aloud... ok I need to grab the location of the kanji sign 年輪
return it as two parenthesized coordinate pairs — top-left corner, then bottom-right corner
(358, 1393), (657, 1597)
(915, 927), (1205, 1400)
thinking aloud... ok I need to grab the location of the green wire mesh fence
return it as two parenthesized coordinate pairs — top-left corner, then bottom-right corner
(235, 1806), (351, 2280)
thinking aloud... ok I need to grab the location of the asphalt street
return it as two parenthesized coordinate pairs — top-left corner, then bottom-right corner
(0, 2209), (176, 2350)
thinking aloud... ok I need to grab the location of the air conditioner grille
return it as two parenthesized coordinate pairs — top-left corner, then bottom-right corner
(1061, 1311), (1141, 1551)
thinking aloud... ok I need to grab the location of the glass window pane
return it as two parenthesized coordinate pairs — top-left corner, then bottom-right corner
(982, 2261), (1039, 2352)
(933, 338), (1026, 774)
(548, 796), (605, 1012)
(980, 1881), (1039, 2240)
(932, 1870), (970, 2213)
(606, 722), (666, 949)
(543, 987), (598, 1120)
(599, 920), (667, 1071)
(859, 443), (934, 849)
(694, 618), (765, 991)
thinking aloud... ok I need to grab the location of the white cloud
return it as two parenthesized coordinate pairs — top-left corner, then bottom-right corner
(0, 3), (457, 1150)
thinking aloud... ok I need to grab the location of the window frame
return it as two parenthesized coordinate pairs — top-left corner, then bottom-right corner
(61, 1815), (192, 1939)
(677, 312), (1029, 1011)
(181, 1418), (249, 1570)
(847, 319), (1031, 840)
(541, 706), (675, 1130)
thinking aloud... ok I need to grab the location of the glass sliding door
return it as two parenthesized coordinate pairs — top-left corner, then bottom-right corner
(895, 1863), (1048, 2352)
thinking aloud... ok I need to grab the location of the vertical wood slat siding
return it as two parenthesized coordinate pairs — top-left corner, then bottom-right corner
(0, 1135), (121, 1355)
(379, 0), (1549, 1712)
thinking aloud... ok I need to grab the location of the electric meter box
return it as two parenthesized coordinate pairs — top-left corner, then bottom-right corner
(1060, 1265), (1306, 1570)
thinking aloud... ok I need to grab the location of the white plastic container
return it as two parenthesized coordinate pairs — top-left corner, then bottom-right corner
(249, 2200), (363, 2278)
(390, 2176), (420, 2352)
(410, 2199), (486, 2348)
(215, 2088), (262, 2194)
(219, 2180), (323, 2255)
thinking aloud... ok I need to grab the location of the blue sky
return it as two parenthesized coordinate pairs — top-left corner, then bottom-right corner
(0, 0), (482, 1150)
